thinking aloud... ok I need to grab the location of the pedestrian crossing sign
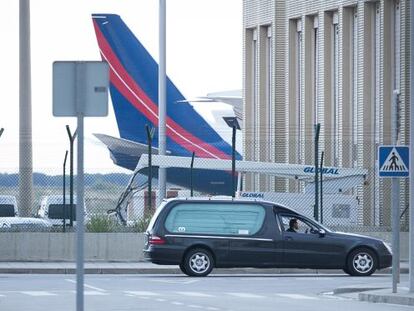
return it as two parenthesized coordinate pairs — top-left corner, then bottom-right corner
(378, 146), (409, 177)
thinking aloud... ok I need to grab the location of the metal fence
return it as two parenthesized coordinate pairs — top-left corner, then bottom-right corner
(0, 139), (409, 233)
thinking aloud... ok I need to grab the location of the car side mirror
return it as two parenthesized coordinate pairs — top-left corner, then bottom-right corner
(318, 229), (326, 237)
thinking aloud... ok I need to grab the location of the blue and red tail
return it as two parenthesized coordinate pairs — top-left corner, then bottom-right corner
(92, 14), (240, 161)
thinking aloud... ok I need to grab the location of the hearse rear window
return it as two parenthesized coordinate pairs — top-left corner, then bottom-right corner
(165, 203), (265, 236)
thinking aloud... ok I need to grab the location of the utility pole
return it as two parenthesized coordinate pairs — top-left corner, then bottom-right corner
(158, 0), (167, 202)
(19, 0), (33, 217)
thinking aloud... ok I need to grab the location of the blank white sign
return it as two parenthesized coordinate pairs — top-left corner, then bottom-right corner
(53, 61), (109, 117)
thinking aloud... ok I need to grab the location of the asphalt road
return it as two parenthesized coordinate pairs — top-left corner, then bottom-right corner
(0, 274), (410, 311)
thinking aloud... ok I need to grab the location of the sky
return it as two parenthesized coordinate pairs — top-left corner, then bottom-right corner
(0, 0), (242, 174)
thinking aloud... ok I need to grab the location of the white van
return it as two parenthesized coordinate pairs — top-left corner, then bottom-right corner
(37, 195), (86, 226)
(0, 195), (18, 217)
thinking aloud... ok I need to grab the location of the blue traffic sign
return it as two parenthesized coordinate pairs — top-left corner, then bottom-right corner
(379, 146), (409, 177)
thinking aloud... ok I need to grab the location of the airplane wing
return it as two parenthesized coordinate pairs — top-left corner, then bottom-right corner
(180, 90), (243, 129)
(204, 90), (243, 121)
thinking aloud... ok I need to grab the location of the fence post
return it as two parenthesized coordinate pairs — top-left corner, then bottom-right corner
(66, 125), (77, 226)
(145, 125), (155, 211)
(314, 123), (320, 221)
(63, 150), (68, 232)
(320, 151), (324, 224)
(190, 152), (195, 197)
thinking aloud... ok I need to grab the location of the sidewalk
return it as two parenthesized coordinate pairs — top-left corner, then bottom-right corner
(333, 269), (413, 307)
(0, 260), (408, 275)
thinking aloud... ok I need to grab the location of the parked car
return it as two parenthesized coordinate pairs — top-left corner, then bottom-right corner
(0, 217), (52, 231)
(37, 195), (86, 226)
(0, 195), (18, 217)
(143, 197), (392, 277)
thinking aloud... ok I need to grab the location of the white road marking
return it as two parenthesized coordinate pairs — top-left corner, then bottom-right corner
(156, 298), (166, 302)
(84, 291), (109, 296)
(206, 307), (220, 311)
(227, 292), (264, 298)
(21, 291), (57, 297)
(151, 279), (198, 285)
(171, 301), (184, 305)
(276, 293), (319, 300)
(124, 291), (160, 296)
(64, 279), (106, 292)
(294, 277), (333, 281)
(176, 291), (214, 298)
(188, 305), (203, 309)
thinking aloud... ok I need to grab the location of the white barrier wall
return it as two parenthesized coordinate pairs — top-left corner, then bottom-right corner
(0, 233), (146, 262)
(0, 232), (408, 262)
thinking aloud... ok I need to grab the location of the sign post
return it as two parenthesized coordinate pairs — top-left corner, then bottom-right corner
(379, 145), (409, 293)
(53, 61), (108, 311)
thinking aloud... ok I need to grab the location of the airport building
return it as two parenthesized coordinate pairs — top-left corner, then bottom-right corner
(243, 0), (410, 227)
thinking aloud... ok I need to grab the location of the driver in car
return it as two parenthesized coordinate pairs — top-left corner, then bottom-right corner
(286, 218), (299, 233)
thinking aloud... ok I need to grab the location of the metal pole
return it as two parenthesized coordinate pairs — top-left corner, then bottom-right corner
(0, 128), (4, 138)
(158, 0), (167, 201)
(320, 151), (324, 224)
(66, 125), (77, 226)
(314, 123), (320, 221)
(63, 150), (68, 232)
(232, 125), (236, 197)
(19, 0), (33, 217)
(410, 0), (414, 293)
(146, 125), (153, 211)
(75, 63), (85, 311)
(392, 90), (401, 293)
(190, 152), (195, 197)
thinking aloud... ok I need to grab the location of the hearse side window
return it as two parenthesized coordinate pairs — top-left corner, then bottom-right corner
(165, 203), (266, 236)
(279, 214), (319, 234)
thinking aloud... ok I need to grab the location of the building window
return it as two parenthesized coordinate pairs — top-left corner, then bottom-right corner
(393, 0), (400, 92)
(313, 16), (319, 125)
(352, 8), (358, 167)
(332, 12), (340, 167)
(266, 26), (272, 162)
(252, 28), (258, 161)
(296, 19), (303, 164)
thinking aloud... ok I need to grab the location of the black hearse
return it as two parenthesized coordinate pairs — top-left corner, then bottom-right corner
(143, 198), (392, 277)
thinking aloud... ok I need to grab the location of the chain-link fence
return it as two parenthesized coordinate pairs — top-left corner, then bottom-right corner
(0, 138), (409, 233)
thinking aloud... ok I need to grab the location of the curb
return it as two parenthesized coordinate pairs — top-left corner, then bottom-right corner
(0, 266), (408, 275)
(359, 291), (414, 306)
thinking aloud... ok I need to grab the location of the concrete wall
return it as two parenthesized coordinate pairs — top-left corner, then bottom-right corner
(0, 233), (145, 262)
(0, 232), (407, 262)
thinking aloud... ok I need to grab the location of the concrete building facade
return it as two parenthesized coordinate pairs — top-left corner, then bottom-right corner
(243, 0), (410, 227)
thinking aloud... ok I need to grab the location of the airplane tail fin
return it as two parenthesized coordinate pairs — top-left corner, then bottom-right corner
(92, 14), (239, 160)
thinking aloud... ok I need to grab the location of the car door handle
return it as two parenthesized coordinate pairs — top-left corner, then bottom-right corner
(284, 237), (293, 241)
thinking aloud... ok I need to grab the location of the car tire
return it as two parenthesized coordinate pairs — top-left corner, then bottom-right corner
(179, 263), (188, 275)
(183, 248), (214, 277)
(346, 248), (377, 276)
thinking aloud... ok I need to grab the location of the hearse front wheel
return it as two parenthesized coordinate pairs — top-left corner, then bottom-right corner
(346, 248), (377, 276)
(183, 248), (214, 277)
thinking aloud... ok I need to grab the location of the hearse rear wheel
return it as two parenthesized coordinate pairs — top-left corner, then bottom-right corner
(183, 248), (214, 277)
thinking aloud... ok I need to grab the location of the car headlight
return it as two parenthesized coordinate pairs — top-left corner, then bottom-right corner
(383, 242), (393, 254)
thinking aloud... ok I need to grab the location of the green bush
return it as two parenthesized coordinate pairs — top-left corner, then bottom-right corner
(132, 217), (152, 232)
(86, 215), (117, 232)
